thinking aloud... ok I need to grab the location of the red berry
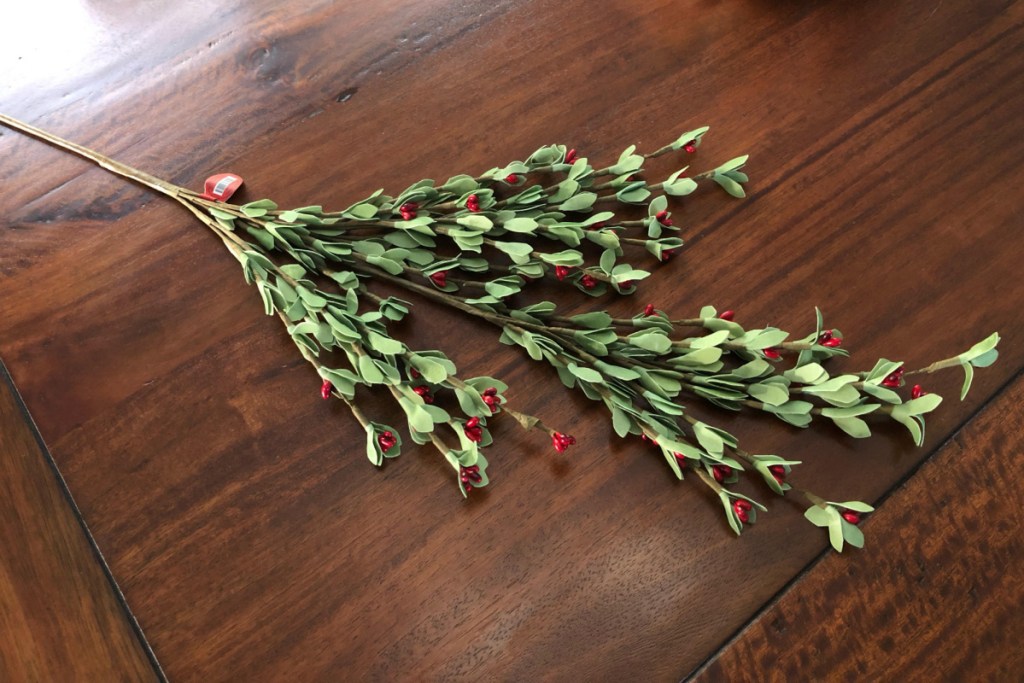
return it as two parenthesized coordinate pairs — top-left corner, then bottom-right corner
(712, 464), (733, 483)
(733, 499), (753, 523)
(580, 274), (598, 289)
(911, 384), (927, 399)
(673, 452), (687, 467)
(683, 141), (697, 154)
(565, 148), (578, 164)
(660, 249), (676, 262)
(321, 380), (333, 400)
(551, 432), (576, 453)
(466, 194), (480, 212)
(655, 209), (672, 226)
(643, 303), (656, 317)
(719, 310), (735, 321)
(464, 419), (483, 442)
(555, 265), (571, 281)
(763, 348), (782, 360)
(413, 385), (433, 404)
(881, 367), (905, 388)
(429, 270), (448, 287)
(460, 464), (483, 486)
(399, 202), (418, 220)
(640, 433), (659, 447)
(768, 465), (786, 484)
(841, 510), (862, 525)
(505, 173), (519, 184)
(377, 430), (397, 452)
(818, 329), (843, 348)
(482, 389), (501, 413)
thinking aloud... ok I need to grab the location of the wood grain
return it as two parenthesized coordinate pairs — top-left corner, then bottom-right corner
(0, 0), (1021, 680)
(0, 362), (162, 681)
(693, 371), (1024, 682)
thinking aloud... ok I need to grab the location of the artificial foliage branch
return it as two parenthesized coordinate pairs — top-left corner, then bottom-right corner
(0, 112), (1000, 552)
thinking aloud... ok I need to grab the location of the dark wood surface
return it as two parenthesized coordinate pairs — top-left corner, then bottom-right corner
(694, 373), (1024, 682)
(0, 0), (1021, 680)
(0, 363), (161, 681)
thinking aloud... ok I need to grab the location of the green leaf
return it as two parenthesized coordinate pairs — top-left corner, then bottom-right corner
(242, 198), (277, 211)
(831, 416), (872, 438)
(971, 349), (999, 368)
(366, 331), (404, 355)
(558, 192), (597, 212)
(455, 386), (491, 417)
(804, 505), (834, 527)
(539, 250), (584, 267)
(744, 328), (788, 350)
(828, 519), (845, 552)
(610, 265), (651, 284)
(671, 126), (709, 150)
(662, 448), (684, 480)
(648, 195), (667, 216)
(366, 428), (383, 466)
(357, 354), (384, 384)
(345, 203), (378, 219)
(785, 363), (829, 385)
(297, 287), (327, 310)
(690, 330), (730, 350)
(246, 227), (276, 250)
(664, 177), (697, 196)
(366, 254), (404, 275)
(408, 354), (450, 383)
(503, 217), (538, 233)
(713, 175), (745, 198)
(616, 185), (651, 204)
(609, 145), (644, 175)
(862, 383), (902, 404)
(457, 214), (493, 231)
(493, 241), (534, 264)
(748, 383), (789, 406)
(865, 359), (903, 384)
(569, 311), (612, 329)
(692, 422), (724, 456)
(835, 501), (875, 513)
(716, 155), (749, 173)
(627, 331), (673, 354)
(442, 174), (479, 195)
(611, 407), (633, 438)
(958, 332), (1000, 365)
(598, 249), (617, 274)
(960, 362), (974, 400)
(900, 393), (943, 416)
(567, 363), (603, 383)
(595, 361), (640, 381)
(842, 521), (865, 549)
(318, 367), (359, 399)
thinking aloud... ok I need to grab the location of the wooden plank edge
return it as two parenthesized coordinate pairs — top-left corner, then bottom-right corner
(683, 365), (1024, 682)
(1, 359), (168, 682)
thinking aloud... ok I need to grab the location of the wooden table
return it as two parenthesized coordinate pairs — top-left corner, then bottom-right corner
(1, 1), (1021, 680)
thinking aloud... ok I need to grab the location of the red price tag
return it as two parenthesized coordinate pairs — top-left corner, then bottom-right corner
(198, 173), (243, 202)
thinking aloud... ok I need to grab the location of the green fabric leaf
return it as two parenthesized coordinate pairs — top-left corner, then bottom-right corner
(627, 331), (673, 353)
(503, 217), (538, 233)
